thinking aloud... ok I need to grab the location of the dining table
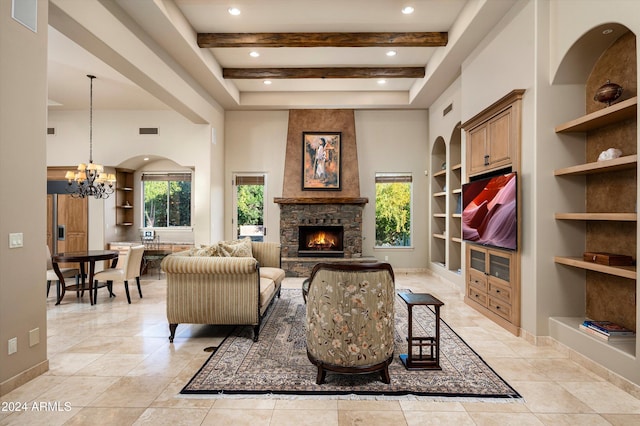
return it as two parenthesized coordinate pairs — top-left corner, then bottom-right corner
(51, 250), (119, 305)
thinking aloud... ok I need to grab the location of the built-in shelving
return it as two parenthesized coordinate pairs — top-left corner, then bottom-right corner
(555, 213), (637, 221)
(549, 37), (638, 376)
(554, 155), (637, 176)
(554, 256), (636, 280)
(115, 169), (135, 226)
(555, 96), (637, 133)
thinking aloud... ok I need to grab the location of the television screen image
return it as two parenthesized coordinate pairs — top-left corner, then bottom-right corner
(462, 172), (517, 251)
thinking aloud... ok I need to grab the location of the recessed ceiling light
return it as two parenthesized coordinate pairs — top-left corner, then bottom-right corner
(402, 6), (414, 14)
(249, 51), (260, 58)
(602, 28), (613, 35)
(263, 80), (272, 85)
(377, 79), (387, 85)
(386, 50), (397, 57)
(143, 157), (149, 161)
(228, 7), (241, 15)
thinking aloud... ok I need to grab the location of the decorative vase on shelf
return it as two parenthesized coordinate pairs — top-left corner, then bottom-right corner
(594, 80), (623, 106)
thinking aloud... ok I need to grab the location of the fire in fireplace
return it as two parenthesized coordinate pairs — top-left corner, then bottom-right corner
(298, 225), (344, 257)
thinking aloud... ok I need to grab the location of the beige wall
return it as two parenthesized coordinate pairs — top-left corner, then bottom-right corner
(0, 0), (49, 393)
(224, 109), (429, 269)
(47, 109), (224, 246)
(459, 0), (536, 332)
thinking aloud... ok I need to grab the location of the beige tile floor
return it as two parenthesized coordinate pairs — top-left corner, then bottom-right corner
(2, 270), (640, 425)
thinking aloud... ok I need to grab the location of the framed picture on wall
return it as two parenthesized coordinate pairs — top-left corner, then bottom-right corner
(302, 131), (341, 190)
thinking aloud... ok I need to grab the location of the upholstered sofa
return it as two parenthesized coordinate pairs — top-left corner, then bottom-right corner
(161, 240), (285, 342)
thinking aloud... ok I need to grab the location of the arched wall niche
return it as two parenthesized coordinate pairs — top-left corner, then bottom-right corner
(553, 22), (632, 85)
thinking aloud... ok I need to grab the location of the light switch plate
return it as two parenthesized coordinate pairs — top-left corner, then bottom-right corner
(8, 337), (17, 355)
(9, 233), (23, 248)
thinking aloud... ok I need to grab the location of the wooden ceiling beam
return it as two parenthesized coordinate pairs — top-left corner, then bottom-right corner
(222, 67), (425, 79)
(198, 32), (447, 48)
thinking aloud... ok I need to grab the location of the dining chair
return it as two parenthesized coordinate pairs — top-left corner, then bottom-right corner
(93, 244), (145, 304)
(46, 245), (80, 300)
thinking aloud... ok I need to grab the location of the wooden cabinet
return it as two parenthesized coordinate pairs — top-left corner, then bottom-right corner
(116, 168), (134, 226)
(463, 90), (524, 176)
(466, 245), (520, 334)
(462, 90), (524, 335)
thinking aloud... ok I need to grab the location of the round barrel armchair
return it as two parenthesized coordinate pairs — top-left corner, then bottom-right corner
(305, 262), (395, 385)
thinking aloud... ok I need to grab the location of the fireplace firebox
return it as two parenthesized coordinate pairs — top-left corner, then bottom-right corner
(298, 225), (344, 258)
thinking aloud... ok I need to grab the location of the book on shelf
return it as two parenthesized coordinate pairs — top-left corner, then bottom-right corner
(582, 320), (635, 336)
(579, 324), (636, 341)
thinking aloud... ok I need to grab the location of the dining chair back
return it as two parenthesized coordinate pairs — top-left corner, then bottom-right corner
(93, 245), (145, 304)
(46, 245), (79, 300)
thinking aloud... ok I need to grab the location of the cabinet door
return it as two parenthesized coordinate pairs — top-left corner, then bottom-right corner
(488, 250), (512, 287)
(468, 246), (487, 273)
(486, 108), (512, 170)
(468, 125), (489, 174)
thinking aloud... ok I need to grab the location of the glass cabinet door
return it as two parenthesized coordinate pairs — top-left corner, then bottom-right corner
(489, 253), (510, 283)
(469, 248), (486, 273)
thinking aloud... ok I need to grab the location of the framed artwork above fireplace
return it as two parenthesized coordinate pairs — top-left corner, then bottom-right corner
(302, 131), (341, 190)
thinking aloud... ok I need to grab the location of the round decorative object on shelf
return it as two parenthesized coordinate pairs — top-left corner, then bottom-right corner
(594, 80), (623, 106)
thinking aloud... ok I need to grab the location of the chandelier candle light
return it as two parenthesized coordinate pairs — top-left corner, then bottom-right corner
(65, 75), (116, 199)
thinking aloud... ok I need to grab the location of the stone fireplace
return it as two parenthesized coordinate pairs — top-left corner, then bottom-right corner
(275, 199), (369, 276)
(275, 109), (375, 276)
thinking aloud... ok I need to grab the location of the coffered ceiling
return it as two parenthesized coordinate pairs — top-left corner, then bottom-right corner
(47, 0), (517, 119)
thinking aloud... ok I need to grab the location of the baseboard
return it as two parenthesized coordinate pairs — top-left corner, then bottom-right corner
(0, 359), (49, 397)
(542, 336), (640, 400)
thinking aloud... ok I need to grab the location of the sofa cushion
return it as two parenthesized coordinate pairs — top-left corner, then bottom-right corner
(259, 277), (276, 308)
(259, 267), (286, 286)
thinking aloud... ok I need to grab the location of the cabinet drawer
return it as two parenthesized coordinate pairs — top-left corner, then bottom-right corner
(488, 281), (511, 303)
(488, 296), (512, 321)
(468, 286), (487, 307)
(468, 270), (488, 292)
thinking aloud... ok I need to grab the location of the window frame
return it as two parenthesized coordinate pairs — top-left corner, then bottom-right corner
(141, 171), (193, 229)
(374, 172), (414, 249)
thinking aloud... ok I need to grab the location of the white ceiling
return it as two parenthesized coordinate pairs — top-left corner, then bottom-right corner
(47, 0), (517, 117)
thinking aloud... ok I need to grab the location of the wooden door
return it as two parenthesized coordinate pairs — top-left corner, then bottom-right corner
(57, 195), (88, 253)
(49, 194), (88, 268)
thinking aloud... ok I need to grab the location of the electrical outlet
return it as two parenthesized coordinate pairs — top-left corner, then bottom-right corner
(29, 328), (39, 347)
(8, 337), (17, 355)
(384, 256), (389, 261)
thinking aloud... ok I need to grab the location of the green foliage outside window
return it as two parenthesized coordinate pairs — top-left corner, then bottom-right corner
(144, 179), (191, 227)
(375, 182), (411, 246)
(237, 184), (264, 226)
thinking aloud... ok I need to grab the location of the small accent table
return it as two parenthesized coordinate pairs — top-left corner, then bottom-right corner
(398, 292), (444, 370)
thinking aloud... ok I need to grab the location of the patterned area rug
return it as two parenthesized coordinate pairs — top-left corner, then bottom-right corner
(181, 288), (522, 400)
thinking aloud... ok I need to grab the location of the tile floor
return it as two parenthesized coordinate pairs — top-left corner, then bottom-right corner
(1, 271), (640, 425)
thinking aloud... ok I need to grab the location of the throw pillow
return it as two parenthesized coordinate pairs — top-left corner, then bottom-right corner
(188, 244), (220, 257)
(218, 237), (253, 257)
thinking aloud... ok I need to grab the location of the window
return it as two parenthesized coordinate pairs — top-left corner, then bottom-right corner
(375, 173), (412, 247)
(233, 174), (266, 241)
(142, 172), (192, 228)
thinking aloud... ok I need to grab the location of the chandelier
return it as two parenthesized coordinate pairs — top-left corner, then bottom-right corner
(65, 75), (116, 199)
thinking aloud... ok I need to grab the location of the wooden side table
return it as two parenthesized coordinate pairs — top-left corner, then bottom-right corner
(398, 292), (444, 370)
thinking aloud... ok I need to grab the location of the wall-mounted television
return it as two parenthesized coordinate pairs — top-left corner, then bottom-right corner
(462, 171), (517, 251)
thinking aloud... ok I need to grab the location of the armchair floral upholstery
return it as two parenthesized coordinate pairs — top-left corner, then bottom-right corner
(305, 262), (395, 384)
